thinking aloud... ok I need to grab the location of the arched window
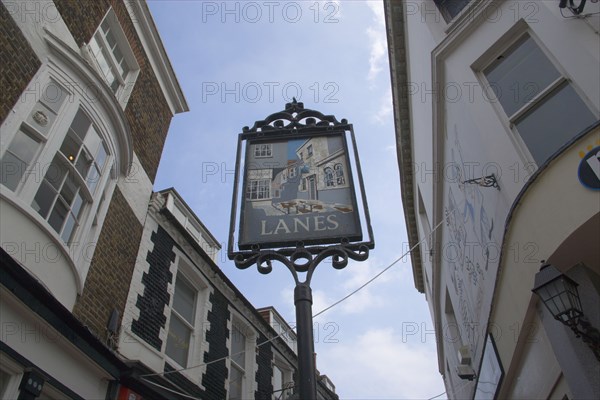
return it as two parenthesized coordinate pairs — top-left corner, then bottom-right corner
(324, 167), (334, 187)
(335, 163), (345, 185)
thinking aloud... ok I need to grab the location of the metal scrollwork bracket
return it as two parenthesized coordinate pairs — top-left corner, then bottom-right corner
(232, 241), (370, 286)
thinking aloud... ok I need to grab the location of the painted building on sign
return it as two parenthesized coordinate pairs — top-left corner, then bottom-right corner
(385, 0), (599, 399)
(240, 134), (361, 249)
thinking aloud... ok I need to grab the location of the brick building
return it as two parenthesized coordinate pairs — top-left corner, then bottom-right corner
(117, 188), (338, 399)
(0, 0), (187, 397)
(0, 1), (339, 399)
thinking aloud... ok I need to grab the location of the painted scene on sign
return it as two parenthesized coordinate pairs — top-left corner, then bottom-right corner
(239, 134), (362, 248)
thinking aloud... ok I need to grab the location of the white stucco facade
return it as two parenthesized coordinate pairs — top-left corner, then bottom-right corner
(386, 0), (599, 398)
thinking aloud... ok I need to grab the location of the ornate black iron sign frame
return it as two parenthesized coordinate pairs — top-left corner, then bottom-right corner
(227, 100), (374, 399)
(228, 99), (374, 262)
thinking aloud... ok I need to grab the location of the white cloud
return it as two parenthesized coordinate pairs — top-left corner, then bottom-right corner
(373, 89), (393, 124)
(333, 259), (400, 315)
(318, 327), (446, 399)
(366, 1), (387, 82)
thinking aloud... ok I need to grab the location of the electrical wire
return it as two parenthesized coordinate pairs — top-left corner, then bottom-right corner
(426, 391), (447, 400)
(313, 213), (449, 319)
(137, 210), (455, 400)
(140, 377), (203, 400)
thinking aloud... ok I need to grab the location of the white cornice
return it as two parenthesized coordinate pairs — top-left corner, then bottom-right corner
(125, 0), (189, 115)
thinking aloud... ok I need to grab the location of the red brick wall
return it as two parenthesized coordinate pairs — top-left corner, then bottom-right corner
(54, 0), (173, 182)
(0, 3), (41, 123)
(72, 187), (143, 342)
(51, 0), (177, 339)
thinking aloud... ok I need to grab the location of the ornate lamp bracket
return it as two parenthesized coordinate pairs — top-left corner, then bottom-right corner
(232, 241), (370, 286)
(462, 174), (500, 190)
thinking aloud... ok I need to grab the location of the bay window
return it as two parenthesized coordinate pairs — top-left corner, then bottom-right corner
(31, 108), (110, 244)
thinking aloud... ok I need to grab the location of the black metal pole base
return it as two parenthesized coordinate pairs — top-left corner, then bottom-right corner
(295, 283), (317, 399)
(231, 243), (370, 399)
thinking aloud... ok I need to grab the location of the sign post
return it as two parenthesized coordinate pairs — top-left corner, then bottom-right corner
(228, 100), (374, 399)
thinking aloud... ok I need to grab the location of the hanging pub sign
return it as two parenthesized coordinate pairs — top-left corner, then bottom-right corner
(228, 100), (373, 254)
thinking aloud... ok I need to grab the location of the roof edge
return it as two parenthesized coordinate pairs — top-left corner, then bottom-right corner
(384, 0), (424, 293)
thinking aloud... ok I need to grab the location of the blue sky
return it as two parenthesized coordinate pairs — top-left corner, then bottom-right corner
(149, 1), (446, 398)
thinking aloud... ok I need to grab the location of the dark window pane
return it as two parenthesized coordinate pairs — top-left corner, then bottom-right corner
(32, 181), (57, 218)
(45, 159), (67, 190)
(75, 150), (93, 179)
(0, 370), (10, 398)
(70, 109), (91, 140)
(0, 152), (25, 191)
(273, 365), (283, 392)
(60, 174), (78, 205)
(231, 325), (246, 366)
(71, 192), (84, 218)
(61, 214), (77, 243)
(173, 275), (196, 324)
(60, 132), (81, 163)
(110, 79), (120, 93)
(165, 315), (191, 366)
(48, 198), (69, 234)
(101, 19), (110, 34)
(515, 83), (597, 165)
(113, 46), (124, 65)
(9, 130), (39, 163)
(485, 36), (560, 116)
(229, 365), (243, 400)
(96, 144), (108, 170)
(41, 80), (67, 114)
(434, 0), (471, 21)
(105, 29), (117, 50)
(87, 165), (101, 193)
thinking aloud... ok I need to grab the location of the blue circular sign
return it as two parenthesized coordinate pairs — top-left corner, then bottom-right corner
(578, 146), (600, 190)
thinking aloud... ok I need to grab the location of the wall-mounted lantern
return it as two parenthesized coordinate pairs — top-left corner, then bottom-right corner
(532, 262), (600, 361)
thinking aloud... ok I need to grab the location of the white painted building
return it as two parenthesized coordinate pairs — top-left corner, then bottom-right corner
(385, 0), (599, 398)
(117, 188), (338, 399)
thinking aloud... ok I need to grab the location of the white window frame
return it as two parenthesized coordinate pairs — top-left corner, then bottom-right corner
(475, 30), (598, 166)
(83, 8), (139, 108)
(0, 66), (118, 277)
(433, 0), (471, 23)
(307, 144), (313, 158)
(0, 355), (23, 400)
(254, 143), (272, 158)
(228, 317), (256, 400)
(246, 179), (271, 200)
(334, 163), (345, 185)
(272, 356), (293, 400)
(288, 166), (297, 179)
(165, 273), (196, 368)
(324, 166), (335, 187)
(31, 107), (111, 245)
(164, 254), (208, 379)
